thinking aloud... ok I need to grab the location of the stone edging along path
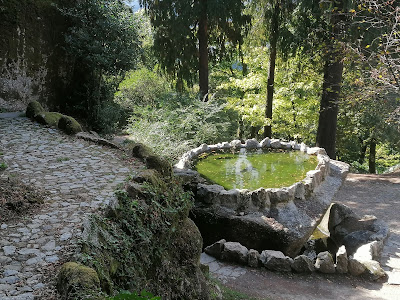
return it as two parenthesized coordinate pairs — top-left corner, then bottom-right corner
(0, 115), (138, 299)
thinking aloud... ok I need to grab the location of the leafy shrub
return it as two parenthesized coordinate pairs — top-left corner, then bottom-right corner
(115, 68), (171, 110)
(126, 93), (239, 162)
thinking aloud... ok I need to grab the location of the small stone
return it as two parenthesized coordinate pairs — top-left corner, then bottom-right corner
(0, 276), (20, 284)
(260, 250), (293, 272)
(230, 140), (242, 149)
(0, 256), (12, 264)
(245, 138), (260, 149)
(32, 283), (45, 290)
(204, 239), (226, 259)
(348, 257), (367, 276)
(3, 269), (18, 277)
(336, 245), (348, 274)
(260, 137), (271, 148)
(315, 251), (335, 274)
(292, 255), (315, 273)
(60, 232), (72, 241)
(247, 249), (261, 268)
(45, 255), (59, 263)
(42, 240), (56, 251)
(270, 139), (281, 149)
(1, 224), (8, 229)
(2, 246), (16, 256)
(221, 242), (248, 265)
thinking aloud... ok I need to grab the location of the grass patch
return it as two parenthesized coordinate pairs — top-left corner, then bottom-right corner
(0, 162), (7, 170)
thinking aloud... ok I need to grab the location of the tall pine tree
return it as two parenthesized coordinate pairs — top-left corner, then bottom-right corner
(140, 0), (250, 100)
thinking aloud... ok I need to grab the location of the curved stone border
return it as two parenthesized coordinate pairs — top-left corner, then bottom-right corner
(204, 238), (387, 281)
(175, 138), (330, 209)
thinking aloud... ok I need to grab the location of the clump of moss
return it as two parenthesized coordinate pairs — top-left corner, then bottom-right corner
(57, 262), (104, 300)
(131, 142), (153, 160)
(35, 112), (64, 127)
(145, 155), (172, 177)
(26, 101), (44, 119)
(58, 115), (82, 134)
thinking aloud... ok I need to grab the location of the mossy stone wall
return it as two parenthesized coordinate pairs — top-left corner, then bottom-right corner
(0, 0), (73, 111)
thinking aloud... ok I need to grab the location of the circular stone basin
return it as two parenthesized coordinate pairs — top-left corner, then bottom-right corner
(195, 149), (318, 190)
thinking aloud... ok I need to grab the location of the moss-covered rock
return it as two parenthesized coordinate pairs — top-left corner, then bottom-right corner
(57, 262), (104, 300)
(131, 142), (153, 160)
(25, 101), (44, 119)
(58, 115), (82, 135)
(146, 154), (172, 177)
(77, 173), (210, 299)
(34, 112), (64, 127)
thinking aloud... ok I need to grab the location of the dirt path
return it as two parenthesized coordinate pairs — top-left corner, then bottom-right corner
(202, 173), (400, 300)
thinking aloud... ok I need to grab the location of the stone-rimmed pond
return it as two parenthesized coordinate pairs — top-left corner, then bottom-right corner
(195, 149), (318, 190)
(175, 138), (350, 257)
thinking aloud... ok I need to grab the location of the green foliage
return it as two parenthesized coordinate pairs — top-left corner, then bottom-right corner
(126, 93), (238, 162)
(140, 0), (250, 88)
(214, 51), (321, 144)
(0, 162), (7, 171)
(77, 171), (208, 298)
(59, 0), (140, 133)
(61, 0), (139, 77)
(115, 68), (170, 109)
(107, 290), (160, 300)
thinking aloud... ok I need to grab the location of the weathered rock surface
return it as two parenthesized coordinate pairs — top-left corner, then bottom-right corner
(315, 251), (335, 274)
(291, 255), (315, 273)
(56, 262), (101, 299)
(204, 239), (226, 259)
(245, 138), (260, 149)
(260, 250), (293, 272)
(247, 249), (261, 268)
(335, 245), (348, 274)
(328, 203), (389, 255)
(221, 242), (249, 265)
(348, 257), (367, 276)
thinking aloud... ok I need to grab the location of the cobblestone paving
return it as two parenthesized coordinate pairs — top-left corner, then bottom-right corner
(0, 116), (137, 299)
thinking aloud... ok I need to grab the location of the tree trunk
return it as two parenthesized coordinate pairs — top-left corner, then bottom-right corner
(199, 0), (209, 101)
(358, 139), (368, 164)
(369, 139), (376, 173)
(315, 1), (344, 159)
(263, 1), (280, 138)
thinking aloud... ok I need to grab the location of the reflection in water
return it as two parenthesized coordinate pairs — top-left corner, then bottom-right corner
(195, 149), (318, 190)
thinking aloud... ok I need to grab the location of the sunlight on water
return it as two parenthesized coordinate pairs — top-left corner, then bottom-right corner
(195, 149), (318, 190)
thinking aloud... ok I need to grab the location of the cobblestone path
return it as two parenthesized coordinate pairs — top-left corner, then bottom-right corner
(0, 116), (137, 299)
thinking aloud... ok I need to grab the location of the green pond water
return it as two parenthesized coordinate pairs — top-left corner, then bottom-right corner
(195, 149), (318, 190)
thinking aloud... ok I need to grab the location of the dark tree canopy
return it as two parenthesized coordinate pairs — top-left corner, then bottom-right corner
(140, 0), (250, 95)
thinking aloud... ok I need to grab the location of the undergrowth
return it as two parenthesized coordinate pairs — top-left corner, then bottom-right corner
(76, 171), (209, 299)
